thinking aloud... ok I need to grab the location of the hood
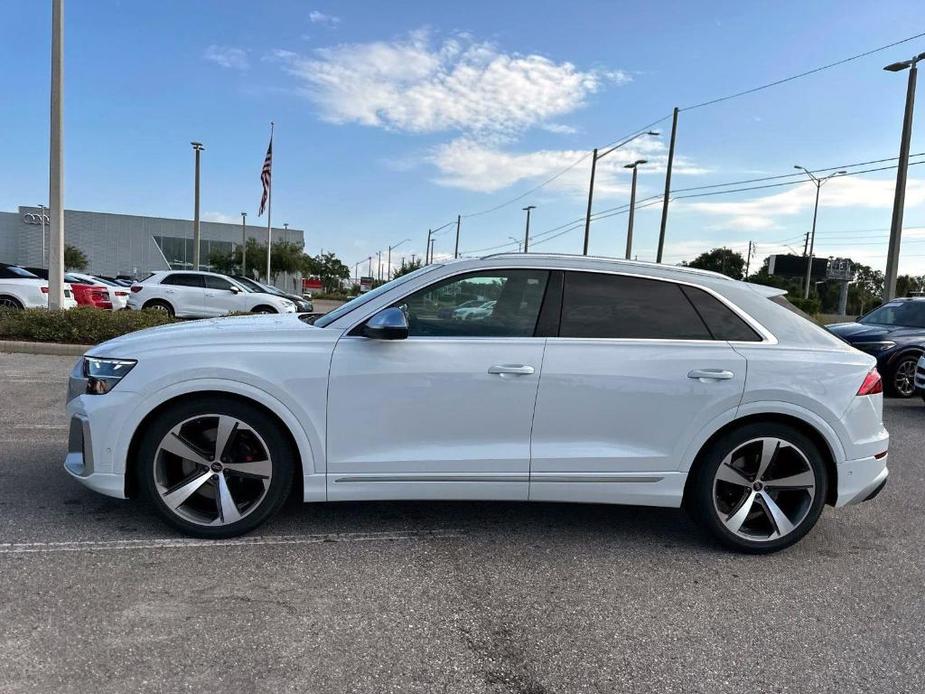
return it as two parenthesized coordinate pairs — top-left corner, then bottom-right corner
(826, 321), (925, 342)
(88, 313), (339, 358)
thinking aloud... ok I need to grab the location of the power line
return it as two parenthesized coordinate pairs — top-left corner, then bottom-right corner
(681, 30), (925, 112)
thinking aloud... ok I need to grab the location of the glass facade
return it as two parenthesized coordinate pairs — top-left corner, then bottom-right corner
(153, 236), (234, 270)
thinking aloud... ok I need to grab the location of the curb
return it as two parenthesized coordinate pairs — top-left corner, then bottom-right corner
(0, 341), (92, 356)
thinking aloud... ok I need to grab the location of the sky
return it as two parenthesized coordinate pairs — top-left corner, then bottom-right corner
(1, 0), (924, 275)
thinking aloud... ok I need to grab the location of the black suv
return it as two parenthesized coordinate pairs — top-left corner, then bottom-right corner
(827, 297), (925, 397)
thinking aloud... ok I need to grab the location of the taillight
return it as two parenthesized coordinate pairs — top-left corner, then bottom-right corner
(115, 291), (128, 296)
(857, 368), (883, 396)
(41, 286), (49, 294)
(130, 286), (142, 293)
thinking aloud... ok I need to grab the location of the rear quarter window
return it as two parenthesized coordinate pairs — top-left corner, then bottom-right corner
(681, 285), (762, 341)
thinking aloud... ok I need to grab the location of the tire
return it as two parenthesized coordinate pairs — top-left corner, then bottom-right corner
(137, 396), (294, 538)
(886, 354), (918, 398)
(687, 422), (828, 554)
(0, 295), (24, 310)
(143, 299), (175, 317)
(251, 305), (277, 314)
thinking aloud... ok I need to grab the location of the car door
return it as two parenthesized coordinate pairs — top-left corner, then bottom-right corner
(159, 273), (206, 317)
(203, 275), (245, 316)
(529, 271), (754, 506)
(326, 268), (552, 502)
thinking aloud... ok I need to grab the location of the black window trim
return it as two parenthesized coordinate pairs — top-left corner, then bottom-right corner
(161, 272), (205, 288)
(339, 265), (774, 344)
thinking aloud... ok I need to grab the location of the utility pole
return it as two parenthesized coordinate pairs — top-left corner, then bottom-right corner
(191, 141), (204, 270)
(883, 51), (925, 301)
(367, 256), (372, 279)
(583, 130), (660, 256)
(454, 214), (461, 258)
(623, 159), (646, 259)
(47, 0), (65, 309)
(354, 261), (361, 285)
(745, 240), (754, 277)
(522, 205), (535, 253)
(240, 211), (247, 274)
(656, 107), (680, 263)
(429, 238), (435, 263)
(377, 250), (382, 282)
(425, 228), (432, 264)
(795, 165), (846, 299)
(387, 238), (411, 281)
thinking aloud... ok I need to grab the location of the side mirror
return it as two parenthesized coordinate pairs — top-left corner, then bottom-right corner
(229, 285), (242, 294)
(362, 307), (408, 340)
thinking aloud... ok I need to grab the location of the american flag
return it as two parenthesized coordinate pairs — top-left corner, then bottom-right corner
(257, 136), (272, 216)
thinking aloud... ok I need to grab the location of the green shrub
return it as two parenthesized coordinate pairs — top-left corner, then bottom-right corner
(787, 296), (821, 316)
(0, 307), (178, 345)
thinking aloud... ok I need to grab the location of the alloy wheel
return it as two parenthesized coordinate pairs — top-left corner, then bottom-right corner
(712, 437), (816, 542)
(893, 358), (917, 397)
(153, 414), (273, 526)
(0, 297), (22, 310)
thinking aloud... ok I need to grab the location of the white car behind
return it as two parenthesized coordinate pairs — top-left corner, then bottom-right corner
(126, 270), (296, 318)
(0, 264), (77, 309)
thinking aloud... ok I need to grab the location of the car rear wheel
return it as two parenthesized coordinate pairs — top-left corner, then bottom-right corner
(137, 397), (293, 538)
(0, 295), (24, 310)
(688, 423), (828, 554)
(887, 355), (918, 398)
(252, 305), (277, 314)
(143, 299), (174, 317)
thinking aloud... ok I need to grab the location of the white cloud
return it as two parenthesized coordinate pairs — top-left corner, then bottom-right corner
(272, 31), (628, 138)
(540, 123), (578, 135)
(309, 10), (341, 26)
(687, 176), (925, 231)
(428, 137), (705, 196)
(203, 45), (249, 71)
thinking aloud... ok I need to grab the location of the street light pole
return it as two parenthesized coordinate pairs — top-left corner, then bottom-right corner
(883, 51), (925, 300)
(191, 141), (204, 270)
(387, 238), (411, 281)
(656, 107), (679, 263)
(508, 236), (523, 252)
(522, 206), (535, 253)
(48, 0), (65, 309)
(454, 214), (461, 258)
(795, 166), (847, 299)
(582, 130), (660, 255)
(283, 222), (289, 244)
(425, 228), (432, 264)
(623, 159), (646, 259)
(240, 211), (247, 275)
(377, 250), (382, 282)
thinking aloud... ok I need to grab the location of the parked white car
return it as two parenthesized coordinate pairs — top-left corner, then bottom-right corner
(0, 263), (77, 309)
(453, 299), (496, 320)
(65, 254), (888, 552)
(126, 270), (296, 318)
(65, 272), (131, 310)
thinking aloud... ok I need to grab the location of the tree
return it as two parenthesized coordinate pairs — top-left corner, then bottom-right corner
(684, 248), (745, 280)
(393, 258), (423, 279)
(312, 251), (349, 293)
(64, 244), (88, 271)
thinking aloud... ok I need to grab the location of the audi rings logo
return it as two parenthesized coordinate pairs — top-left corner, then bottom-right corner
(23, 213), (50, 225)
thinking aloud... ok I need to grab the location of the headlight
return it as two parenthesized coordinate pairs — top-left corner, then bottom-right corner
(854, 341), (896, 353)
(83, 356), (137, 395)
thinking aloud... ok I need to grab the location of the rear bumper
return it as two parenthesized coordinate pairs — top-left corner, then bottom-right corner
(835, 454), (889, 507)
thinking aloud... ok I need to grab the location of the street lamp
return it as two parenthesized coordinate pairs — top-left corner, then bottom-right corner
(240, 211), (247, 275)
(623, 159), (647, 260)
(191, 142), (204, 270)
(387, 238), (411, 280)
(794, 165), (847, 298)
(522, 205), (535, 253)
(883, 51), (925, 300)
(283, 222), (289, 244)
(583, 130), (660, 255)
(508, 236), (523, 252)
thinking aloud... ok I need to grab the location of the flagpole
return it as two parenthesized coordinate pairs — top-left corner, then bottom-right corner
(266, 121), (274, 282)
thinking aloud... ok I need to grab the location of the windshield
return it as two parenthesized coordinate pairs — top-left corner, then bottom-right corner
(860, 301), (925, 328)
(314, 265), (442, 328)
(232, 276), (264, 293)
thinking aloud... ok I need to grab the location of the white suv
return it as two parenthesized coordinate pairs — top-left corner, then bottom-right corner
(126, 271), (296, 318)
(65, 254), (888, 552)
(0, 264), (77, 309)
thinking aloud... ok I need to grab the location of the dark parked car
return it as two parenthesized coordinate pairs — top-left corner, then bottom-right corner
(827, 297), (925, 397)
(229, 275), (313, 312)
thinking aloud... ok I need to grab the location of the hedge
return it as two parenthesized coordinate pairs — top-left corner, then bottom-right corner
(0, 307), (178, 345)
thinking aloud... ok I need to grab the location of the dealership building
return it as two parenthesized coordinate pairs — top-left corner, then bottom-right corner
(0, 205), (304, 288)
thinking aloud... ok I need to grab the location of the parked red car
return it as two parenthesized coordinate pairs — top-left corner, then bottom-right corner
(69, 282), (112, 309)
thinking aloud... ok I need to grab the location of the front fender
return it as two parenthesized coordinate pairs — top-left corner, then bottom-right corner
(114, 377), (325, 503)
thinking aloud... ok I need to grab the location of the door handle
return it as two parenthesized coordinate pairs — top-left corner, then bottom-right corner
(488, 364), (535, 376)
(688, 369), (735, 381)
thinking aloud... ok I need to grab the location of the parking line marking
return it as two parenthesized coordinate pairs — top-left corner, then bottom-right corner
(0, 529), (466, 555)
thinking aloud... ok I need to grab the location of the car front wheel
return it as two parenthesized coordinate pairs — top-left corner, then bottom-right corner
(137, 397), (293, 538)
(888, 355), (918, 398)
(688, 423), (828, 554)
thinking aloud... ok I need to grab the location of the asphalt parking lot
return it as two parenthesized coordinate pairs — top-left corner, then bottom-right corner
(0, 353), (923, 693)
